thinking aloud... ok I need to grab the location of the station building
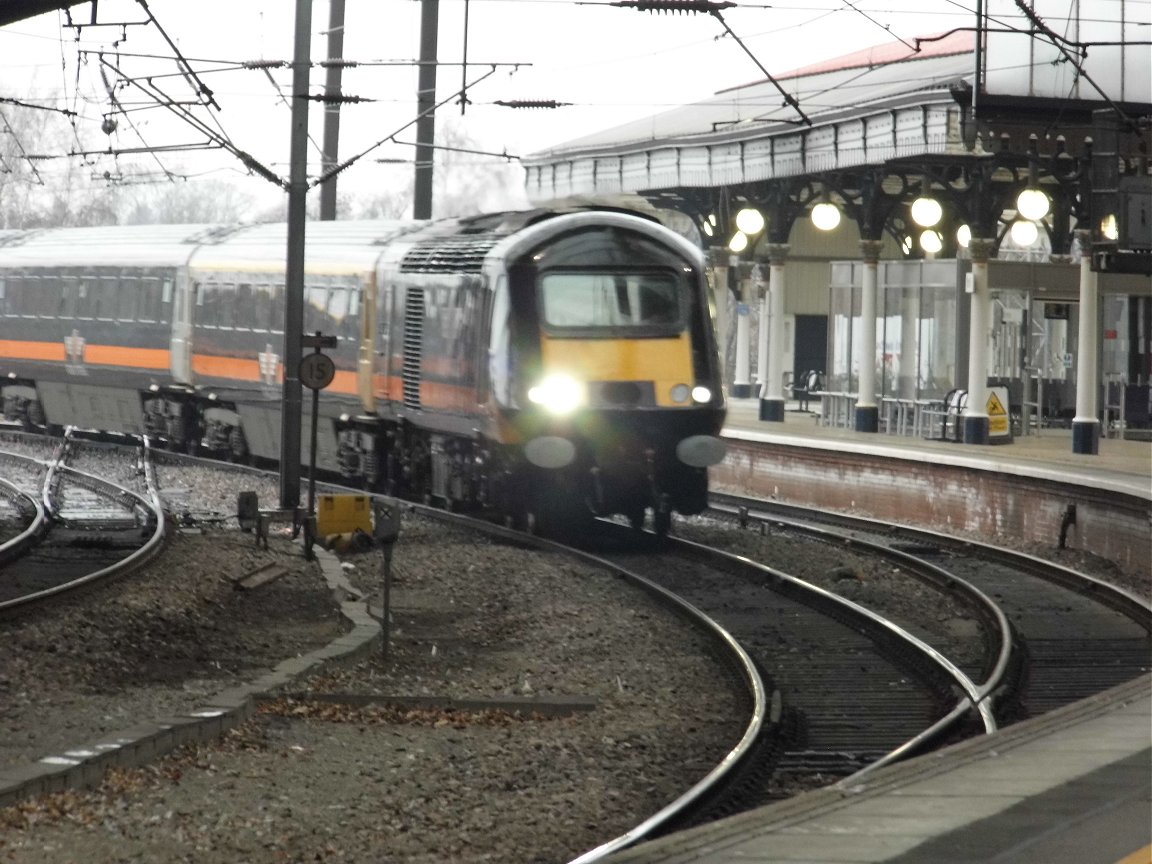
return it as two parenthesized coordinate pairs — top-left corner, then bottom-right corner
(520, 2), (1152, 455)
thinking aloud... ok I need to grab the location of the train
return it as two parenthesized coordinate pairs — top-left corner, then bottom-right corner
(0, 205), (727, 534)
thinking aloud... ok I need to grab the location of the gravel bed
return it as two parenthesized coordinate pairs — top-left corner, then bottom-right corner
(0, 506), (747, 863)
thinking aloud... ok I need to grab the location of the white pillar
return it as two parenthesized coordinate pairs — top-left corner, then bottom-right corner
(855, 240), (882, 432)
(963, 238), (994, 444)
(756, 265), (769, 391)
(1072, 230), (1100, 454)
(732, 256), (752, 398)
(759, 244), (789, 421)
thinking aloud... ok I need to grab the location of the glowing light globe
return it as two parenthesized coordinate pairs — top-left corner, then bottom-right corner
(911, 196), (943, 228)
(920, 230), (943, 254)
(811, 202), (841, 231)
(735, 208), (765, 235)
(1010, 219), (1039, 247)
(1016, 188), (1050, 221)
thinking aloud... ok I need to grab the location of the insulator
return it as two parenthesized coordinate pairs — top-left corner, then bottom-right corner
(611, 0), (735, 12)
(242, 59), (289, 70)
(494, 100), (570, 110)
(310, 94), (374, 104)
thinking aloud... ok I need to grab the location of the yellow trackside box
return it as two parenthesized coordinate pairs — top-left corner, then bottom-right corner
(316, 494), (373, 536)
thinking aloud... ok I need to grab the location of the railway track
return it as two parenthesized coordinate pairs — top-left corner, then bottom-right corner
(703, 493), (1152, 728)
(576, 520), (995, 812)
(0, 432), (167, 613)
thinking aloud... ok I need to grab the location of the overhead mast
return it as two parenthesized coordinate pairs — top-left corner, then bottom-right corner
(414, 0), (439, 219)
(279, 0), (313, 510)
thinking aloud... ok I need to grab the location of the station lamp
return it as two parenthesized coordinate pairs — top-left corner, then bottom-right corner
(956, 224), (972, 249)
(920, 230), (943, 255)
(728, 231), (749, 253)
(735, 207), (765, 236)
(911, 176), (942, 228)
(1010, 219), (1039, 247)
(1017, 134), (1051, 222)
(911, 195), (942, 228)
(811, 200), (841, 231)
(1016, 187), (1050, 222)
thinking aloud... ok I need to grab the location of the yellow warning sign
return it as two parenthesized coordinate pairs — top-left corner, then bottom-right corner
(987, 388), (1011, 438)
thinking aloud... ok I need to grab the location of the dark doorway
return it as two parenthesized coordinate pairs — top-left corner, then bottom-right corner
(794, 315), (828, 378)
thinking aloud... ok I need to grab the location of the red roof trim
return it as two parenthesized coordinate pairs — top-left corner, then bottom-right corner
(719, 30), (974, 94)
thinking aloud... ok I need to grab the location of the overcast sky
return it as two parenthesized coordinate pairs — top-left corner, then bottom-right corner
(1, 0), (1144, 215)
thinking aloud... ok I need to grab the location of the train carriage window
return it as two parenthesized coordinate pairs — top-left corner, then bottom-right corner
(304, 284), (328, 333)
(234, 283), (253, 331)
(137, 276), (159, 323)
(7, 276), (23, 316)
(61, 276), (78, 318)
(159, 277), (173, 324)
(95, 276), (117, 320)
(197, 281), (218, 328)
(28, 276), (47, 317)
(270, 283), (285, 334)
(0, 278), (6, 315)
(45, 277), (64, 319)
(328, 286), (349, 321)
(75, 280), (92, 319)
(117, 276), (139, 321)
(8, 275), (30, 317)
(217, 282), (237, 329)
(253, 283), (273, 332)
(29, 275), (51, 318)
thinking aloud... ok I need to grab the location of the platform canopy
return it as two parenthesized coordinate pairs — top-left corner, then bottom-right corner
(0, 0), (85, 27)
(522, 2), (1151, 263)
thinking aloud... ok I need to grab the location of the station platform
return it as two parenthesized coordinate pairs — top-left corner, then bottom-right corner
(721, 397), (1151, 501)
(603, 675), (1151, 864)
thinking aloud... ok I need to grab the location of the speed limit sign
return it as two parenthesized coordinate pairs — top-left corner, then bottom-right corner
(299, 352), (336, 390)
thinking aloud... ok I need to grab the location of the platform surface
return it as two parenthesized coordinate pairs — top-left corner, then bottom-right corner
(722, 397), (1152, 500)
(601, 675), (1151, 864)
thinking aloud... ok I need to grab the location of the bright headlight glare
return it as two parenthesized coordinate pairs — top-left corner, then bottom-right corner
(527, 374), (584, 415)
(691, 385), (712, 404)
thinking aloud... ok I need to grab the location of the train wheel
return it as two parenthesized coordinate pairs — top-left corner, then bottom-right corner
(653, 508), (672, 537)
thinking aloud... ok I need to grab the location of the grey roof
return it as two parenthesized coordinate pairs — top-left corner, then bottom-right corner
(522, 34), (975, 199)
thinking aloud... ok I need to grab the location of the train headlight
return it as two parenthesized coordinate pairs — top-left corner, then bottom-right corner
(670, 384), (691, 404)
(691, 386), (713, 404)
(527, 374), (584, 415)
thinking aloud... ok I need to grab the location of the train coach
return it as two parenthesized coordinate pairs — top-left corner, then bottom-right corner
(0, 206), (726, 533)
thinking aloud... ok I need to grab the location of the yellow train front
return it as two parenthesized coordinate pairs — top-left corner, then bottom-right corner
(376, 208), (726, 534)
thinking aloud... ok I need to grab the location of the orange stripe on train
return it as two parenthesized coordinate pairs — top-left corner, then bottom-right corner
(0, 340), (67, 362)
